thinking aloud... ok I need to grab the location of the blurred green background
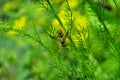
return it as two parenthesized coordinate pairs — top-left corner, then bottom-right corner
(0, 0), (57, 80)
(0, 0), (120, 80)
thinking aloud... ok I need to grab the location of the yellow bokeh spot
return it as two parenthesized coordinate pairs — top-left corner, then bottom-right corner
(14, 15), (27, 29)
(3, 2), (12, 11)
(71, 35), (80, 47)
(36, 7), (44, 12)
(58, 10), (66, 26)
(7, 31), (18, 36)
(74, 11), (88, 30)
(37, 17), (46, 25)
(52, 18), (61, 30)
(68, 0), (80, 9)
(77, 16), (87, 27)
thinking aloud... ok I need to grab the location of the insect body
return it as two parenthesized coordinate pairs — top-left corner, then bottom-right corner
(47, 29), (68, 47)
(57, 29), (64, 37)
(60, 37), (66, 47)
(57, 29), (68, 47)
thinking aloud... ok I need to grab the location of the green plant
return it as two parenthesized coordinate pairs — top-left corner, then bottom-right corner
(0, 0), (120, 80)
